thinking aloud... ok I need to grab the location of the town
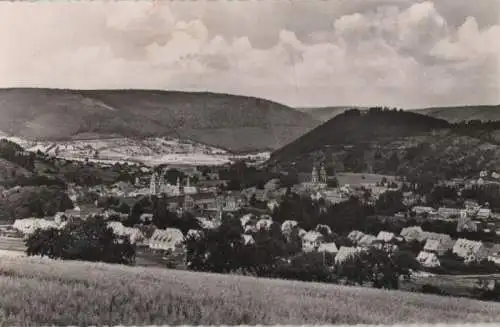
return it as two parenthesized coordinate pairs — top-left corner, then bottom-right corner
(3, 137), (500, 301)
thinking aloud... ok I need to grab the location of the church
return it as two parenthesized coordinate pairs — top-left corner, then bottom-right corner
(300, 163), (328, 191)
(149, 170), (198, 196)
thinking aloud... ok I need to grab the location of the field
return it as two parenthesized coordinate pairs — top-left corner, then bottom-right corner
(1, 257), (500, 325)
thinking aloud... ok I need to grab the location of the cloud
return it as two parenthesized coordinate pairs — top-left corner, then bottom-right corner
(0, 1), (498, 108)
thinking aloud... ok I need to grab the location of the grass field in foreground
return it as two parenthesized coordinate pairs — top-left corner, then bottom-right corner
(1, 257), (500, 325)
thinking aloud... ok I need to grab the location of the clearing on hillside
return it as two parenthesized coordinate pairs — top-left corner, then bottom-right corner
(1, 257), (500, 325)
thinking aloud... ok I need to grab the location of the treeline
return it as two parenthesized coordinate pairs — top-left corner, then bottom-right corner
(0, 139), (35, 171)
(185, 215), (419, 290)
(0, 186), (74, 222)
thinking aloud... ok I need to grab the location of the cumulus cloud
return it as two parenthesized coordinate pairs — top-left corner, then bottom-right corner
(0, 0), (498, 108)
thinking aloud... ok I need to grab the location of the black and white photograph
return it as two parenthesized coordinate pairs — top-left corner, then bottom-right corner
(0, 0), (499, 325)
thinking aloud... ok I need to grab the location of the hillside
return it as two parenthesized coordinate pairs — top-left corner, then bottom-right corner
(0, 88), (319, 153)
(412, 105), (500, 123)
(0, 256), (499, 325)
(269, 108), (500, 180)
(297, 106), (368, 122)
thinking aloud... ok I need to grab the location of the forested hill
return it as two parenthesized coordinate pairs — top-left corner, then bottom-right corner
(268, 108), (500, 182)
(270, 108), (451, 163)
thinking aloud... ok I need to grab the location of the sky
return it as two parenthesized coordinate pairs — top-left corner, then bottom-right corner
(0, 0), (499, 108)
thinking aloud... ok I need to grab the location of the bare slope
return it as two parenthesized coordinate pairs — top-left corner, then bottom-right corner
(0, 88), (318, 153)
(1, 256), (500, 325)
(412, 105), (500, 123)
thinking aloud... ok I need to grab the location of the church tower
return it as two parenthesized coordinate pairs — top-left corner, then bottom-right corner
(319, 164), (327, 184)
(311, 165), (319, 183)
(150, 172), (159, 195)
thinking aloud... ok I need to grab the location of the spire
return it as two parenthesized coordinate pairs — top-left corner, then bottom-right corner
(150, 171), (158, 195)
(311, 165), (319, 183)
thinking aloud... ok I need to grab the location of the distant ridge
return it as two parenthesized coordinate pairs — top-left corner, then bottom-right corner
(411, 105), (500, 123)
(0, 88), (319, 153)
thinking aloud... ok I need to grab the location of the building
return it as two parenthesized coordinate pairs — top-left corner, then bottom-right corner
(477, 208), (492, 220)
(302, 231), (324, 252)
(358, 234), (377, 248)
(412, 206), (435, 215)
(376, 231), (396, 243)
(107, 221), (144, 244)
(400, 226), (425, 242)
(452, 238), (488, 263)
(423, 239), (449, 256)
(347, 230), (366, 244)
(488, 244), (500, 265)
(256, 218), (275, 232)
(437, 207), (460, 219)
(416, 251), (441, 268)
(421, 232), (453, 246)
(13, 218), (61, 236)
(148, 228), (185, 252)
(281, 220), (299, 235)
(318, 242), (338, 254)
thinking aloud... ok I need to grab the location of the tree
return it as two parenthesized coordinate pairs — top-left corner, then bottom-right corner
(375, 190), (405, 215)
(185, 215), (246, 273)
(337, 248), (419, 289)
(25, 216), (136, 265)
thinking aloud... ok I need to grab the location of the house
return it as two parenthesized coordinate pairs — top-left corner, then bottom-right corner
(421, 232), (453, 245)
(281, 220), (299, 235)
(186, 229), (203, 241)
(376, 231), (396, 243)
(302, 231), (324, 252)
(256, 218), (275, 232)
(149, 228), (185, 252)
(347, 230), (366, 244)
(412, 206), (435, 215)
(400, 226), (425, 242)
(241, 214), (258, 228)
(107, 221), (144, 244)
(452, 238), (488, 263)
(335, 246), (364, 264)
(423, 239), (448, 256)
(298, 228), (307, 238)
(417, 251), (441, 268)
(196, 217), (217, 230)
(437, 207), (460, 219)
(13, 218), (60, 236)
(477, 208), (492, 220)
(487, 244), (500, 265)
(318, 242), (338, 254)
(358, 234), (377, 248)
(315, 224), (333, 237)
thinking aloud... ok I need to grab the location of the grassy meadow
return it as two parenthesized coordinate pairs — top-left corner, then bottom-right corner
(1, 257), (500, 325)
